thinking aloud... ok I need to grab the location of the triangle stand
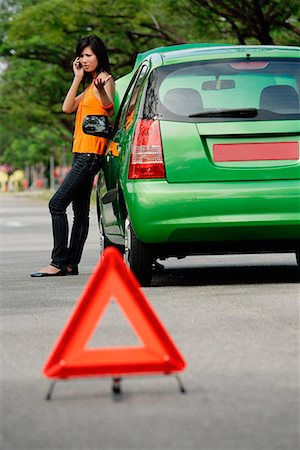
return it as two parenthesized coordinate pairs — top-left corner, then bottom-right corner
(45, 374), (186, 401)
(111, 375), (187, 397)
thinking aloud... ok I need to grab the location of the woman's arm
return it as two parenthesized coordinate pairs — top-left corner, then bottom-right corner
(62, 58), (85, 114)
(94, 73), (115, 117)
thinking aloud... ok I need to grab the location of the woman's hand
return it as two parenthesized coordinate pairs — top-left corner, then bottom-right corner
(94, 74), (112, 92)
(73, 57), (84, 79)
(93, 73), (114, 116)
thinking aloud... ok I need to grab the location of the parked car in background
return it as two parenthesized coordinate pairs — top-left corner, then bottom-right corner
(84, 43), (300, 286)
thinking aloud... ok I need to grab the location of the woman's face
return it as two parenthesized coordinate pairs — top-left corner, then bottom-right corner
(79, 46), (98, 74)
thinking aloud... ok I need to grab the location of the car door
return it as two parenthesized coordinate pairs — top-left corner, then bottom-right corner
(99, 62), (150, 246)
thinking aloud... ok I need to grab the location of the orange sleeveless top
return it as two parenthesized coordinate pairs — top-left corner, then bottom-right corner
(72, 84), (108, 155)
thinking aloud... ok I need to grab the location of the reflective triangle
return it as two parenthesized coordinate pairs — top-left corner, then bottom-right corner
(43, 247), (186, 379)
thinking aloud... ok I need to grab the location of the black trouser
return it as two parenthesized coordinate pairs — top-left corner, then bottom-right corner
(49, 153), (102, 269)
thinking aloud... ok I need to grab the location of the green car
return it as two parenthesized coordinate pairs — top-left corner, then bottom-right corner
(84, 43), (300, 286)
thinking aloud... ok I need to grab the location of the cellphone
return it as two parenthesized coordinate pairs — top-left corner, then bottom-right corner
(76, 58), (82, 69)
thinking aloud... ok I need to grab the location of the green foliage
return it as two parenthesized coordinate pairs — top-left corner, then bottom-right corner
(0, 56), (73, 166)
(186, 0), (300, 45)
(0, 0), (299, 169)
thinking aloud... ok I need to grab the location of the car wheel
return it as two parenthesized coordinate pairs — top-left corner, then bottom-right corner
(124, 217), (153, 286)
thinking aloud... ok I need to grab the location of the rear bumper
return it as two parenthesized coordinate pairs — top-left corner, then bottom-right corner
(145, 239), (300, 259)
(125, 179), (300, 247)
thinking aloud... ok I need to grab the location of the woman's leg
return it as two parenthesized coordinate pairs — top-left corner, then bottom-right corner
(67, 154), (102, 269)
(32, 153), (101, 276)
(32, 169), (76, 275)
(67, 177), (94, 269)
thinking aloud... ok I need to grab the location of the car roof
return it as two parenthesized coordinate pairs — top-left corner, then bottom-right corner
(134, 43), (300, 69)
(133, 43), (231, 68)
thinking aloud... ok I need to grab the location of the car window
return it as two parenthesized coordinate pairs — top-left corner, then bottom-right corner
(117, 63), (149, 130)
(143, 58), (300, 122)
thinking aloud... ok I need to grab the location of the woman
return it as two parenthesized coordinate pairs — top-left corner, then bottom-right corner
(31, 35), (114, 277)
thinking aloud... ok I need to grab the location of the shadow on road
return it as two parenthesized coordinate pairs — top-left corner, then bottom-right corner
(152, 264), (300, 287)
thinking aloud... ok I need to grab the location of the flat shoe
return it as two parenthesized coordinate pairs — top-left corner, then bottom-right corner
(30, 268), (67, 277)
(67, 267), (79, 276)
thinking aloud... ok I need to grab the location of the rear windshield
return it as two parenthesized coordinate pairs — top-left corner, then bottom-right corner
(142, 58), (300, 122)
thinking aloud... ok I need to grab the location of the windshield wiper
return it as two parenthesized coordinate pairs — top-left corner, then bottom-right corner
(189, 108), (258, 118)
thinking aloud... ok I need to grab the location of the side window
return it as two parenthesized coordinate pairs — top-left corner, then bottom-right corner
(117, 63), (149, 130)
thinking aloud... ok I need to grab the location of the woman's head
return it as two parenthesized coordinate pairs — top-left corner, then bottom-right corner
(76, 35), (111, 84)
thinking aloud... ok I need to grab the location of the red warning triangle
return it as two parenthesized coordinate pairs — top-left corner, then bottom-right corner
(43, 247), (186, 379)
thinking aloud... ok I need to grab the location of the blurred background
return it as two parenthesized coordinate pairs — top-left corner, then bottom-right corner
(0, 0), (299, 193)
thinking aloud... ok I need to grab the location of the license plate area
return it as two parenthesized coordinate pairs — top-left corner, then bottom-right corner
(213, 142), (299, 162)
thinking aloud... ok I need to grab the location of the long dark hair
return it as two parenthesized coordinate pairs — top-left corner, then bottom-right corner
(75, 35), (112, 86)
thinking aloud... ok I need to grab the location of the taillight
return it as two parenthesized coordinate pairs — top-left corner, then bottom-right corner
(128, 119), (165, 179)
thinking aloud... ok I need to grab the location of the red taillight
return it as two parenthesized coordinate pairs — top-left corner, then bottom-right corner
(128, 119), (165, 179)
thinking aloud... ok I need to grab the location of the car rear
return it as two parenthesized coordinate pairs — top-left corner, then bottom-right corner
(124, 46), (300, 258)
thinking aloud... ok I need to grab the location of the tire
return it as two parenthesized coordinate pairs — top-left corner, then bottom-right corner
(124, 217), (153, 286)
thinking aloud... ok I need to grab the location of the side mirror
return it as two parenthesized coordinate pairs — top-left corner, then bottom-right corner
(82, 115), (112, 138)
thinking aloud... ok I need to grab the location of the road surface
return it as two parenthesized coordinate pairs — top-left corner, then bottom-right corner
(1, 192), (299, 450)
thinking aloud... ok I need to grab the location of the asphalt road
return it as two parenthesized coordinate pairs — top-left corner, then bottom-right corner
(1, 192), (299, 450)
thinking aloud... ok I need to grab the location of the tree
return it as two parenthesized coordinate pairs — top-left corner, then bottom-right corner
(0, 0), (195, 169)
(186, 0), (300, 45)
(0, 0), (299, 170)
